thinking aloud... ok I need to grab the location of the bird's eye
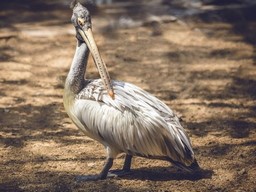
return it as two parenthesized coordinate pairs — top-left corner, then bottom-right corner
(77, 17), (85, 26)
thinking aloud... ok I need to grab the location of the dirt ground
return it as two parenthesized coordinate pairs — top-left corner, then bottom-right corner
(0, 1), (255, 191)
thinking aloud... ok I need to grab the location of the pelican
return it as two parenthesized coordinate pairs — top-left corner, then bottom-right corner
(63, 1), (199, 180)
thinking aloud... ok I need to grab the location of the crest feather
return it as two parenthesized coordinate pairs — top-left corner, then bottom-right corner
(70, 0), (79, 9)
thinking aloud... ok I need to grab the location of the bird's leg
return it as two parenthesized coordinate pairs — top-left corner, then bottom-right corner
(76, 158), (113, 181)
(122, 154), (132, 172)
(108, 154), (133, 177)
(99, 157), (114, 179)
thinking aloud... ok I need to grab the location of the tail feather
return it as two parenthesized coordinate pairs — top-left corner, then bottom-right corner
(186, 159), (200, 171)
(169, 158), (200, 172)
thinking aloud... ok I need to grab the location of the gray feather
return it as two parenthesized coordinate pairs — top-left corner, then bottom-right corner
(72, 79), (195, 165)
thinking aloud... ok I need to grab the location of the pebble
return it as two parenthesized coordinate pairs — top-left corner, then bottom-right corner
(4, 108), (10, 113)
(237, 168), (247, 175)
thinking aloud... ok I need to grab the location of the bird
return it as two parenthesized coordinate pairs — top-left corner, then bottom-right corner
(63, 1), (200, 181)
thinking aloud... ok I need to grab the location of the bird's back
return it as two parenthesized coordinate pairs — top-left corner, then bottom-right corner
(72, 79), (196, 168)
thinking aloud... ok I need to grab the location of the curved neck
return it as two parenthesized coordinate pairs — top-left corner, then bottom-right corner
(65, 41), (89, 94)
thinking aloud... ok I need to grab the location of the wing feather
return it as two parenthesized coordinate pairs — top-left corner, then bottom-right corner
(74, 79), (194, 164)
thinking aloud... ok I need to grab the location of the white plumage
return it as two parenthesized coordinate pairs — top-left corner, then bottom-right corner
(72, 80), (194, 163)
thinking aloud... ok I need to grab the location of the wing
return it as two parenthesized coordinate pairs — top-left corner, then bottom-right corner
(74, 79), (194, 166)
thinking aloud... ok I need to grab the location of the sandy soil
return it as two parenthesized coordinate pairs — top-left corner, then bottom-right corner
(0, 1), (255, 191)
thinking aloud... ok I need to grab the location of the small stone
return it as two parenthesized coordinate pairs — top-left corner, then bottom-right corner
(87, 162), (95, 167)
(4, 108), (10, 113)
(237, 168), (247, 175)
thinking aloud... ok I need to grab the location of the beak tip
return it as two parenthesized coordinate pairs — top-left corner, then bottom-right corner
(108, 90), (115, 100)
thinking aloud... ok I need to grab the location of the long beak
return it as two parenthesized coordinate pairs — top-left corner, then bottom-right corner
(78, 28), (115, 99)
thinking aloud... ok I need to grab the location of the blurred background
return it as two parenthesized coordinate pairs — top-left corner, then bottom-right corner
(0, 0), (255, 191)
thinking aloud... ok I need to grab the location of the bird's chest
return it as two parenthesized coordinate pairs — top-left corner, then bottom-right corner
(63, 89), (89, 134)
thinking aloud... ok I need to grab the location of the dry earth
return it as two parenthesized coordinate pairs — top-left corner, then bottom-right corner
(0, 1), (255, 191)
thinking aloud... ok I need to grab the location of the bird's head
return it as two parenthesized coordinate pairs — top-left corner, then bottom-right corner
(70, 0), (115, 99)
(71, 1), (91, 42)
